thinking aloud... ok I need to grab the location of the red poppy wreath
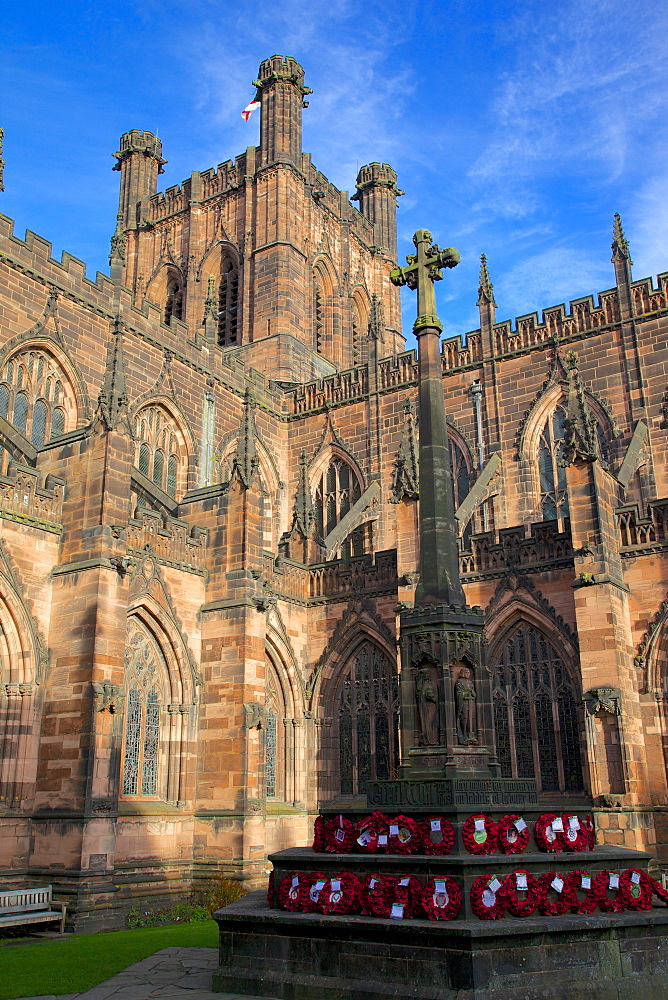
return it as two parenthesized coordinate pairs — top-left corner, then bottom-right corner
(538, 871), (577, 915)
(564, 870), (599, 914)
(470, 874), (506, 920)
(534, 813), (563, 853)
(325, 814), (355, 853)
(387, 814), (422, 855)
(278, 872), (307, 912)
(560, 814), (589, 852)
(619, 868), (653, 911)
(301, 870), (330, 913)
(419, 815), (455, 855)
(420, 876), (462, 921)
(496, 814), (530, 855)
(502, 869), (543, 917)
(354, 811), (388, 854)
(359, 873), (385, 916)
(592, 870), (625, 913)
(318, 871), (361, 915)
(462, 814), (498, 855)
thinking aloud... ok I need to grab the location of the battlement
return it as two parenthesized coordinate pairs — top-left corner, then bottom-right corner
(448, 273), (668, 370)
(354, 162), (399, 191)
(114, 130), (164, 160)
(127, 508), (208, 573)
(460, 520), (573, 578)
(0, 464), (64, 533)
(256, 54), (306, 87)
(0, 213), (117, 299)
(617, 498), (668, 551)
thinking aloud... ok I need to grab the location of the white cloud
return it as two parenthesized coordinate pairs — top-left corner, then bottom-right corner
(494, 247), (611, 322)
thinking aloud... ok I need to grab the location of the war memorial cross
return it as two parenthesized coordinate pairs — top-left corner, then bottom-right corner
(390, 228), (460, 333)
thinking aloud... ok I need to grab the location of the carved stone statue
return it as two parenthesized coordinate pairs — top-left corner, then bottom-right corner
(455, 666), (478, 745)
(416, 667), (439, 746)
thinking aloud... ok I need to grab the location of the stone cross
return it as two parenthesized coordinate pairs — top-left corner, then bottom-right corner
(390, 227), (464, 607)
(390, 229), (460, 333)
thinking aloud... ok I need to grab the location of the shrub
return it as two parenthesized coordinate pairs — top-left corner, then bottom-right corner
(126, 903), (210, 929)
(191, 877), (246, 915)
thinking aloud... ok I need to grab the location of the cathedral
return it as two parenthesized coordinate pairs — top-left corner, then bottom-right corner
(0, 54), (668, 929)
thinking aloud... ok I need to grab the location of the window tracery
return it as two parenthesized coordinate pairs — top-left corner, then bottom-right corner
(134, 405), (183, 497)
(537, 399), (610, 527)
(491, 623), (584, 793)
(336, 641), (399, 795)
(314, 456), (366, 556)
(122, 620), (166, 798)
(265, 660), (287, 800)
(0, 349), (72, 453)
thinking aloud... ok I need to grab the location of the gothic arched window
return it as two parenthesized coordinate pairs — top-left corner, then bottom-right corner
(491, 623), (584, 793)
(537, 401), (610, 527)
(218, 254), (239, 347)
(122, 621), (166, 798)
(538, 404), (569, 526)
(0, 350), (73, 455)
(314, 456), (365, 556)
(164, 274), (183, 325)
(336, 642), (399, 795)
(134, 405), (183, 497)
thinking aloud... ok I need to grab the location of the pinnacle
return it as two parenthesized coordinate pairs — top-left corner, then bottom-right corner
(611, 212), (633, 264)
(477, 253), (497, 307)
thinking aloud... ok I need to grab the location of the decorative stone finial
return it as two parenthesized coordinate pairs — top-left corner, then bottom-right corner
(293, 450), (315, 536)
(97, 317), (129, 431)
(611, 212), (632, 264)
(562, 351), (598, 466)
(233, 390), (258, 488)
(477, 254), (497, 307)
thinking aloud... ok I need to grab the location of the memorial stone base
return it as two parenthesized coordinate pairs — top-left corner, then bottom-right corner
(213, 889), (668, 1000)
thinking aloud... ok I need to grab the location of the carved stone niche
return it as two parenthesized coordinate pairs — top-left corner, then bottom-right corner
(453, 661), (479, 747)
(414, 658), (440, 747)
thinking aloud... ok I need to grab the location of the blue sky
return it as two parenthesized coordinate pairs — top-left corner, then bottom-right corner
(1, 0), (667, 348)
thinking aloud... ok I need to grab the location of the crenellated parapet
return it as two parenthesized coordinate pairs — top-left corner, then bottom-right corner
(0, 465), (64, 533)
(460, 521), (574, 579)
(617, 498), (668, 552)
(126, 508), (208, 573)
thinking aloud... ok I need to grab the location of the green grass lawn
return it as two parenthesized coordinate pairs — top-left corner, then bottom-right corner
(0, 920), (218, 1000)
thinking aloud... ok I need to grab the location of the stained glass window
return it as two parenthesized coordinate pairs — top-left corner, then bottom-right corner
(133, 406), (182, 498)
(123, 688), (141, 795)
(336, 642), (399, 795)
(491, 623), (584, 793)
(122, 621), (165, 798)
(31, 400), (47, 447)
(0, 349), (73, 454)
(13, 394), (28, 436)
(538, 405), (569, 525)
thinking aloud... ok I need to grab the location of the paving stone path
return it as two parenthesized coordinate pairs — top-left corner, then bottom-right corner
(10, 947), (257, 1000)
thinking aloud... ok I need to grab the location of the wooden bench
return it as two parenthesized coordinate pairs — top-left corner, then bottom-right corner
(0, 886), (67, 933)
